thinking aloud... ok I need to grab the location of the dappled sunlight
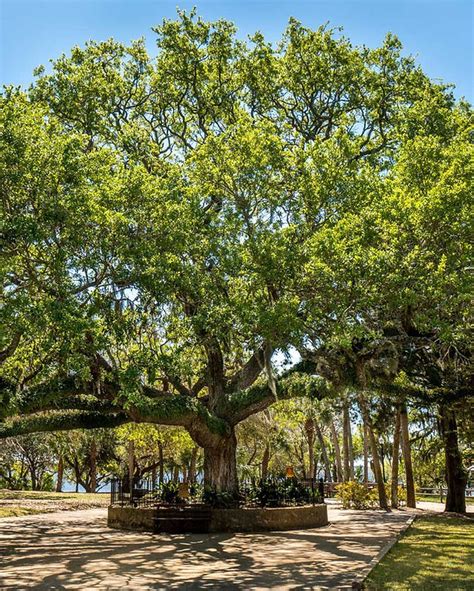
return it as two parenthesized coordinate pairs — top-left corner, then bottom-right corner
(0, 506), (414, 589)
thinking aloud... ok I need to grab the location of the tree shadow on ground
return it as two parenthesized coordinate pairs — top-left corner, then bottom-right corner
(0, 508), (413, 590)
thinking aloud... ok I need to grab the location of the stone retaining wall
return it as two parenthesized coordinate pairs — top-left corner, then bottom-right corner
(108, 506), (156, 531)
(210, 504), (328, 532)
(108, 504), (328, 533)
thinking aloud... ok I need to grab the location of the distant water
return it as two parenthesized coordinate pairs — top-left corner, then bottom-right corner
(61, 480), (111, 493)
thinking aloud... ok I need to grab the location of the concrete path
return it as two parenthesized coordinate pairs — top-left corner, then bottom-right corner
(0, 504), (423, 590)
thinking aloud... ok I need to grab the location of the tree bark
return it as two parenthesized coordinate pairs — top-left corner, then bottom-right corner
(391, 407), (401, 508)
(158, 442), (164, 484)
(330, 419), (343, 482)
(363, 422), (369, 483)
(400, 402), (416, 508)
(439, 404), (466, 514)
(173, 465), (179, 483)
(314, 419), (332, 482)
(128, 440), (135, 490)
(203, 430), (238, 493)
(188, 446), (198, 484)
(359, 395), (388, 510)
(348, 418), (354, 480)
(343, 401), (354, 481)
(74, 460), (80, 492)
(304, 418), (315, 481)
(89, 439), (97, 493)
(261, 443), (270, 480)
(56, 456), (64, 493)
(29, 465), (37, 491)
(299, 440), (307, 479)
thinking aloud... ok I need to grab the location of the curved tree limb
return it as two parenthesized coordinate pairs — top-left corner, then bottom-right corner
(225, 371), (330, 425)
(0, 410), (131, 439)
(227, 345), (270, 392)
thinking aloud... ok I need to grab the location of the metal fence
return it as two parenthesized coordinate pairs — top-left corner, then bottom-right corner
(418, 486), (474, 502)
(110, 476), (325, 508)
(111, 478), (198, 507)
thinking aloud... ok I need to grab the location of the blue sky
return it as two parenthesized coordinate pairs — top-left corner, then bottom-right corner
(0, 0), (472, 100)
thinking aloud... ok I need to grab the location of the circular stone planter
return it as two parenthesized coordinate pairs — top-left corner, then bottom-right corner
(108, 503), (328, 533)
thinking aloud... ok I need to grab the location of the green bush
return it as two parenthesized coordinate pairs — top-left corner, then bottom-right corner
(248, 477), (321, 507)
(159, 481), (183, 504)
(202, 487), (241, 508)
(385, 482), (407, 507)
(40, 473), (55, 492)
(336, 481), (378, 509)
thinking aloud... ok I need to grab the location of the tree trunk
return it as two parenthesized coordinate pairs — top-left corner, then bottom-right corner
(74, 460), (80, 492)
(128, 440), (135, 490)
(439, 404), (466, 514)
(203, 430), (238, 493)
(400, 402), (416, 508)
(348, 417), (354, 480)
(29, 465), (37, 491)
(56, 456), (64, 493)
(158, 442), (164, 484)
(173, 465), (179, 483)
(304, 418), (315, 482)
(343, 401), (354, 481)
(330, 420), (343, 482)
(391, 407), (401, 508)
(359, 395), (389, 510)
(261, 443), (270, 480)
(300, 440), (307, 479)
(363, 422), (369, 483)
(315, 419), (332, 482)
(89, 439), (97, 493)
(188, 446), (198, 484)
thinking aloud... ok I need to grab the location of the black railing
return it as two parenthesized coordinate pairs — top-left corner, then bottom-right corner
(110, 476), (325, 508)
(111, 478), (201, 507)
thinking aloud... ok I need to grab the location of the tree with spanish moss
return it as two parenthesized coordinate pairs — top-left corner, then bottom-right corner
(1, 11), (470, 497)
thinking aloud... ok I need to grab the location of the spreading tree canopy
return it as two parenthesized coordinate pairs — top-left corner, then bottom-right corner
(1, 11), (471, 493)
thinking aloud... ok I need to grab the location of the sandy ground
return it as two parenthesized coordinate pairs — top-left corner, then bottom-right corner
(0, 502), (427, 590)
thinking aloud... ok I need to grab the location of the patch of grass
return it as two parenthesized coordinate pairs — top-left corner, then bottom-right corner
(365, 514), (474, 590)
(0, 507), (47, 518)
(0, 489), (110, 517)
(0, 490), (108, 503)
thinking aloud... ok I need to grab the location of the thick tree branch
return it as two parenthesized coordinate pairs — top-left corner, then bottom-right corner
(225, 371), (329, 425)
(227, 345), (270, 392)
(191, 375), (207, 395)
(0, 411), (130, 439)
(165, 376), (193, 397)
(130, 395), (231, 444)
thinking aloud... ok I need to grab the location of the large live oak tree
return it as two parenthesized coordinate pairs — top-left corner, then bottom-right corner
(1, 11), (471, 494)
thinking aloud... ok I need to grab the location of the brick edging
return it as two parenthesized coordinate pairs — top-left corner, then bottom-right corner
(351, 514), (417, 590)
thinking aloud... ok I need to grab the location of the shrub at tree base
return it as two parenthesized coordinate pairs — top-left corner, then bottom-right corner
(196, 478), (321, 508)
(246, 477), (322, 507)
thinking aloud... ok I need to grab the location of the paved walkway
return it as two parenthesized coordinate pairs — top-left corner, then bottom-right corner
(4, 499), (470, 590)
(0, 503), (426, 590)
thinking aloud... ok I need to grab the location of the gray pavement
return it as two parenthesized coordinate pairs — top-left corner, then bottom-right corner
(0, 501), (458, 590)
